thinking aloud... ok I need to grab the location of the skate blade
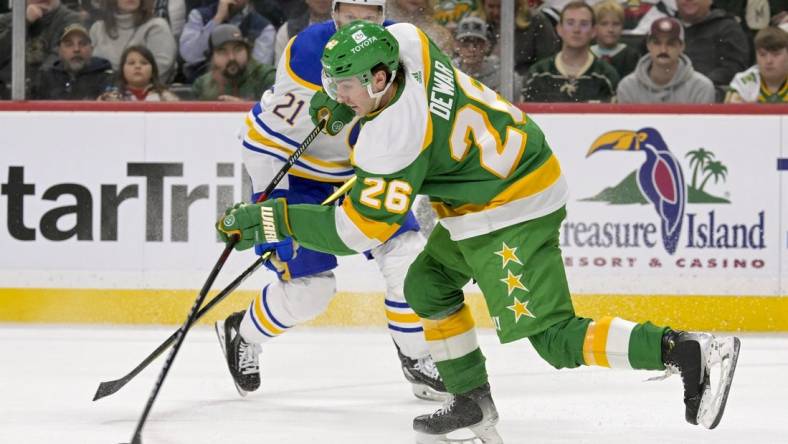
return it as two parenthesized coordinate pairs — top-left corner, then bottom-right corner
(412, 383), (452, 402)
(214, 320), (249, 398)
(698, 336), (740, 429)
(415, 423), (503, 444)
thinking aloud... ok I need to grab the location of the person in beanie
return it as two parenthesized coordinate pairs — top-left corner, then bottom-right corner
(453, 16), (522, 99)
(192, 23), (275, 101)
(617, 16), (714, 103)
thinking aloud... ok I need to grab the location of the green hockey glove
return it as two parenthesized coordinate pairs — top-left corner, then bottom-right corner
(309, 90), (354, 136)
(216, 199), (292, 251)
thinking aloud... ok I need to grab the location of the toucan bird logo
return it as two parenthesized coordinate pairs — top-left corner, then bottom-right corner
(587, 128), (686, 254)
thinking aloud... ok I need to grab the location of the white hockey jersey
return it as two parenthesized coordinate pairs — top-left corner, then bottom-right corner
(241, 20), (359, 187)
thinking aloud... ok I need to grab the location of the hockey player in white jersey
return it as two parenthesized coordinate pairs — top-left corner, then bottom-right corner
(214, 0), (448, 402)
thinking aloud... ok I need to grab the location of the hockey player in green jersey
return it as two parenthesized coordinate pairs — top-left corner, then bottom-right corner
(217, 21), (741, 443)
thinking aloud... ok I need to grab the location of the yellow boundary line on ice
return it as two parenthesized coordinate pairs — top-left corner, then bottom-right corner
(1, 288), (787, 331)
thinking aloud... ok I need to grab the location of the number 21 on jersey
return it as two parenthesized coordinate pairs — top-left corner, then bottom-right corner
(449, 70), (528, 179)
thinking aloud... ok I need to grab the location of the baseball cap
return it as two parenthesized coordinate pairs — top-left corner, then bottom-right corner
(648, 17), (684, 42)
(210, 24), (247, 49)
(455, 16), (489, 42)
(60, 23), (90, 43)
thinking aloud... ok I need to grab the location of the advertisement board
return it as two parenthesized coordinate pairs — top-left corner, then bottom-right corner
(540, 114), (781, 296)
(2, 103), (786, 329)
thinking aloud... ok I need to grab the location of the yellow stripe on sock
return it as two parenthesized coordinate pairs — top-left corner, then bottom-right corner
(386, 310), (422, 324)
(583, 316), (614, 368)
(253, 294), (284, 336)
(422, 305), (475, 341)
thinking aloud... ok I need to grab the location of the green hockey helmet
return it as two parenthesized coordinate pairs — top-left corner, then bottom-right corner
(321, 21), (400, 102)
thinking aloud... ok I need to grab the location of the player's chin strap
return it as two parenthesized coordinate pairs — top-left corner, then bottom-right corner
(367, 72), (397, 110)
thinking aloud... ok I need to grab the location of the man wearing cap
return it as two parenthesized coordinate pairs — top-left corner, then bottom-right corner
(0, 0), (80, 93)
(192, 23), (275, 101)
(617, 16), (714, 103)
(676, 0), (749, 97)
(31, 24), (113, 100)
(453, 16), (522, 99)
(179, 0), (276, 82)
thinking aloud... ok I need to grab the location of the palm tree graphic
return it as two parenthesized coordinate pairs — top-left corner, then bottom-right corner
(698, 160), (728, 192)
(685, 148), (715, 189)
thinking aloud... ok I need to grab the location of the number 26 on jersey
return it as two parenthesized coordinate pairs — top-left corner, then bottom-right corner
(359, 178), (412, 214)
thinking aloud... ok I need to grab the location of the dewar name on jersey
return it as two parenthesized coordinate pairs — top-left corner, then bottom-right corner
(428, 60), (454, 121)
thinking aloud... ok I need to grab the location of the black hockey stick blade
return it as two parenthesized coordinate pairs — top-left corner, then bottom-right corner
(93, 330), (177, 401)
(94, 122), (325, 402)
(93, 253), (269, 401)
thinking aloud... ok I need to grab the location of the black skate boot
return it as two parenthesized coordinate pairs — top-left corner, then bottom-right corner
(661, 329), (740, 429)
(215, 311), (261, 397)
(413, 383), (502, 444)
(397, 344), (450, 401)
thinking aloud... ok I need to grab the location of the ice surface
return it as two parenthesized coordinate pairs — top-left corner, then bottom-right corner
(1, 325), (786, 444)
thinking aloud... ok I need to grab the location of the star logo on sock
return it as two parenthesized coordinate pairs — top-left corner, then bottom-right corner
(500, 269), (528, 296)
(494, 242), (522, 268)
(507, 296), (535, 322)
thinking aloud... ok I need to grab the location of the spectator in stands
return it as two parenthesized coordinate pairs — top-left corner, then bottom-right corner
(388, 0), (454, 54)
(0, 0), (81, 89)
(32, 23), (114, 99)
(434, 0), (481, 31)
(192, 23), (274, 100)
(541, 0), (673, 37)
(272, 0), (327, 60)
(98, 44), (179, 100)
(726, 26), (788, 103)
(677, 0), (750, 93)
(453, 16), (522, 98)
(273, 0), (332, 65)
(480, 0), (560, 75)
(617, 17), (714, 103)
(713, 0), (786, 42)
(157, 0), (188, 39)
(524, 1), (619, 102)
(179, 0), (275, 82)
(773, 7), (788, 30)
(250, 0), (288, 28)
(591, 0), (640, 79)
(90, 0), (177, 81)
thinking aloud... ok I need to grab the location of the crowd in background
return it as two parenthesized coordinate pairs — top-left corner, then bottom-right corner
(0, 0), (786, 102)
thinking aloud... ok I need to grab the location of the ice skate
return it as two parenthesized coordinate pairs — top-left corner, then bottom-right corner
(660, 330), (741, 429)
(215, 311), (262, 396)
(397, 344), (450, 401)
(413, 383), (503, 444)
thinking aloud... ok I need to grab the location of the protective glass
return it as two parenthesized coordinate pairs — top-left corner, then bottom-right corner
(321, 70), (367, 100)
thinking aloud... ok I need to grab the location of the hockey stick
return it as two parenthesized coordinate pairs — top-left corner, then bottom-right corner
(96, 119), (327, 403)
(93, 251), (271, 401)
(116, 120), (327, 444)
(121, 239), (236, 444)
(254, 118), (326, 202)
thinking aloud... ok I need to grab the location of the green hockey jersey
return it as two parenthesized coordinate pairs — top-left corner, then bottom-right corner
(282, 23), (569, 255)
